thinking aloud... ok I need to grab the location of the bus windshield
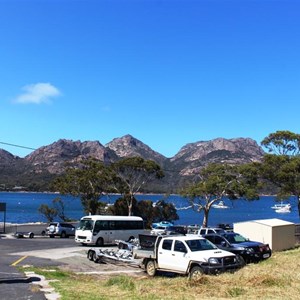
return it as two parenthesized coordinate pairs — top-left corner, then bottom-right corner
(77, 219), (94, 231)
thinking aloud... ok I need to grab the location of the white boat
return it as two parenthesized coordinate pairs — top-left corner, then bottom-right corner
(275, 206), (291, 213)
(271, 202), (291, 210)
(212, 201), (229, 209)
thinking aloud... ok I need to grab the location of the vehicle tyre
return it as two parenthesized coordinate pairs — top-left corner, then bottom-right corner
(237, 254), (246, 267)
(60, 231), (66, 238)
(146, 260), (156, 277)
(29, 232), (34, 239)
(41, 230), (46, 236)
(92, 251), (99, 263)
(96, 238), (104, 247)
(189, 266), (204, 280)
(87, 250), (94, 261)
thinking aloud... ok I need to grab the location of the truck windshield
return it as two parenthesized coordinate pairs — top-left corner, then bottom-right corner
(77, 219), (94, 231)
(186, 239), (218, 251)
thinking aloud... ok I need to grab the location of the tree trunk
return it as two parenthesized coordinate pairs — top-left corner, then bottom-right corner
(202, 209), (209, 227)
(128, 203), (132, 216)
(297, 195), (300, 218)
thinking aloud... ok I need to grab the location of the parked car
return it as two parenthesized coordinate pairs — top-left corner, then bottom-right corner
(150, 225), (169, 235)
(46, 222), (76, 238)
(188, 227), (226, 235)
(165, 225), (188, 235)
(151, 221), (173, 229)
(203, 232), (272, 264)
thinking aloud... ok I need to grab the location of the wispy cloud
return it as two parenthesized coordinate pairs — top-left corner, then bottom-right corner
(13, 83), (61, 104)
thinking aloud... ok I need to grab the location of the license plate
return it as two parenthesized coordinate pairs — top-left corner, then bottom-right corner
(263, 254), (270, 258)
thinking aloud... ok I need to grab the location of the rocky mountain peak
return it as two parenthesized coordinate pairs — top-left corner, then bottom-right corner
(24, 139), (111, 174)
(106, 134), (166, 164)
(170, 137), (264, 176)
(0, 149), (20, 162)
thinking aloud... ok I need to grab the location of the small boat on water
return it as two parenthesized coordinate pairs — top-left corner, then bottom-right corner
(212, 200), (229, 209)
(271, 202), (291, 210)
(275, 206), (291, 213)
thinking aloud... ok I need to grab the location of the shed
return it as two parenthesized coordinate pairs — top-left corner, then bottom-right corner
(233, 218), (295, 251)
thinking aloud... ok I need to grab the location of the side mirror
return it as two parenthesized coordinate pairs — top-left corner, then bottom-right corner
(220, 241), (227, 247)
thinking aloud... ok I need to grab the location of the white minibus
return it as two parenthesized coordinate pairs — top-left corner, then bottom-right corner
(75, 215), (145, 246)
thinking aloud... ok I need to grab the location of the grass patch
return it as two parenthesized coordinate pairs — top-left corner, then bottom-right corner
(105, 275), (135, 291)
(21, 247), (300, 300)
(227, 286), (246, 297)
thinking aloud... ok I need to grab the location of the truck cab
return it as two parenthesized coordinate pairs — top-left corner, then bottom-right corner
(134, 234), (243, 278)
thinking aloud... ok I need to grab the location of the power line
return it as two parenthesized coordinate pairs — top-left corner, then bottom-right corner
(0, 141), (36, 151)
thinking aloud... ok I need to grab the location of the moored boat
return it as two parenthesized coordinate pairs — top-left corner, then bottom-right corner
(275, 206), (291, 213)
(212, 200), (229, 209)
(271, 202), (291, 210)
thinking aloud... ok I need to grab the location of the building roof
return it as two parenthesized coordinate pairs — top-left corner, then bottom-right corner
(234, 218), (295, 227)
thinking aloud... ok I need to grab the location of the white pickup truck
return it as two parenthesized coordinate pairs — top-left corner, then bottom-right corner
(133, 234), (243, 279)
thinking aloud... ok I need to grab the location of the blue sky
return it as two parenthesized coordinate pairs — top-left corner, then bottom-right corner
(1, 0), (300, 158)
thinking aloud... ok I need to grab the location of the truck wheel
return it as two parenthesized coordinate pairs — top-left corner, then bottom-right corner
(189, 266), (204, 280)
(237, 254), (246, 267)
(60, 231), (66, 238)
(146, 260), (156, 277)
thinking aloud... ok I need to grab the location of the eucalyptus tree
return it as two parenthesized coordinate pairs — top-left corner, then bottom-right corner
(52, 158), (112, 215)
(38, 204), (58, 222)
(260, 130), (300, 216)
(180, 163), (260, 227)
(109, 157), (164, 216)
(261, 130), (300, 156)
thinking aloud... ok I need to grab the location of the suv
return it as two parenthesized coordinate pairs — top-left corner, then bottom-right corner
(46, 222), (76, 238)
(203, 232), (272, 264)
(188, 227), (226, 235)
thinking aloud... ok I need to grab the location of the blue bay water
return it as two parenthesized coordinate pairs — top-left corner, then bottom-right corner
(0, 192), (299, 226)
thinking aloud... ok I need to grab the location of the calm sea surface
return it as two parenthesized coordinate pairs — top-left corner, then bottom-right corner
(0, 192), (299, 226)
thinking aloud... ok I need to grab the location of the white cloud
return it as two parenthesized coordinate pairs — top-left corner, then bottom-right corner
(14, 83), (61, 104)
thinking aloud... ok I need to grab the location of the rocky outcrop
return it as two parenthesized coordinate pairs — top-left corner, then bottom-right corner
(106, 134), (167, 165)
(24, 139), (116, 174)
(170, 138), (264, 176)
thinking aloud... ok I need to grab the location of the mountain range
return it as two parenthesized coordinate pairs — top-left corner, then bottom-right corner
(0, 135), (265, 192)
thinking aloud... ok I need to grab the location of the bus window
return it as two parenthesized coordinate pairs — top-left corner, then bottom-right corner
(109, 221), (116, 230)
(100, 221), (109, 230)
(93, 220), (101, 234)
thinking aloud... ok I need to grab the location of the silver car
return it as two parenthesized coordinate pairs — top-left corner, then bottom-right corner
(46, 222), (75, 238)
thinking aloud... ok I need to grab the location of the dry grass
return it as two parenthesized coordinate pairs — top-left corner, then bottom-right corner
(24, 246), (300, 300)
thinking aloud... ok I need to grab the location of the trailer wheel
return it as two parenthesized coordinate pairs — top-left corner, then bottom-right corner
(92, 251), (99, 263)
(189, 266), (204, 280)
(87, 250), (94, 261)
(146, 260), (156, 277)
